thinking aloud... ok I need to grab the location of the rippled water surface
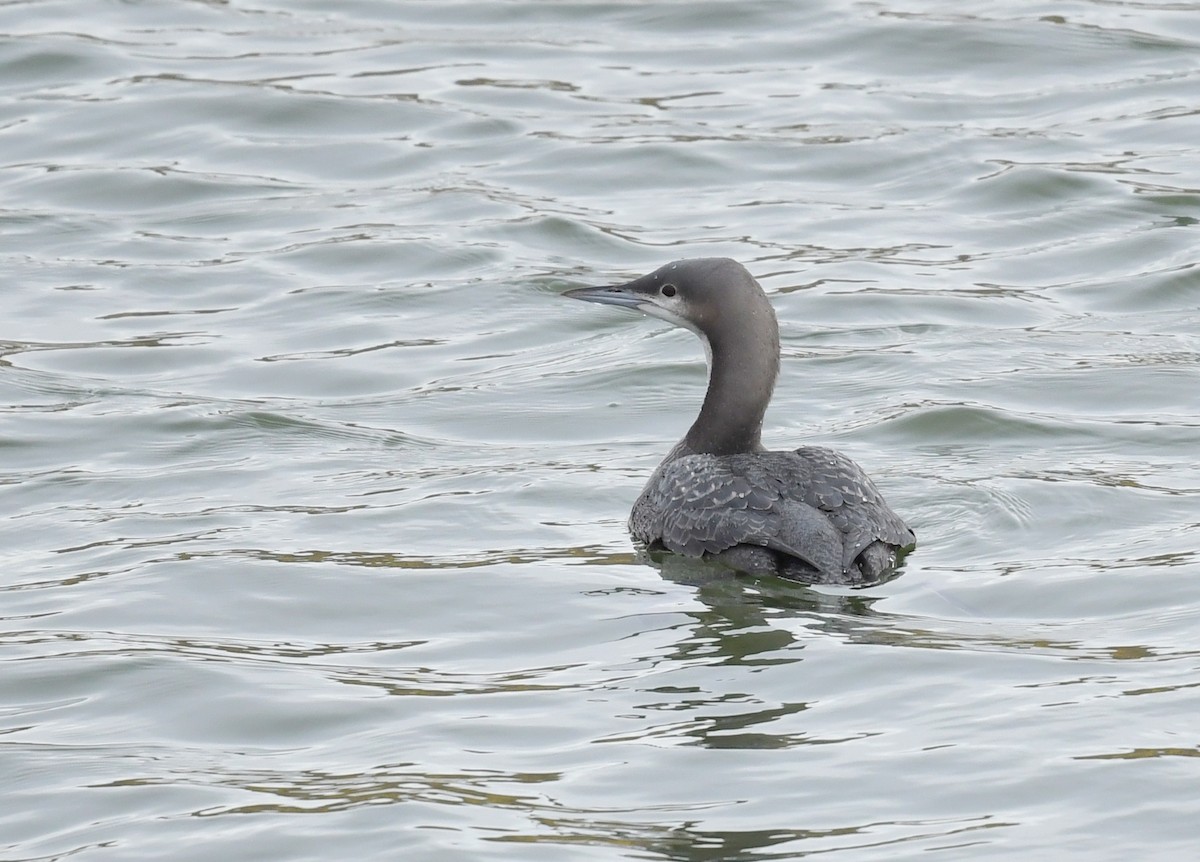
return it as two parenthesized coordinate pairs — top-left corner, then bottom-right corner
(4, 1), (1200, 859)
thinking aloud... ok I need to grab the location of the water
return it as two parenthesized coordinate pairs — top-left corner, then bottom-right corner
(3, 1), (1200, 859)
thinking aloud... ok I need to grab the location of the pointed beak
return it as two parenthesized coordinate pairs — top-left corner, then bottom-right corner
(562, 283), (646, 310)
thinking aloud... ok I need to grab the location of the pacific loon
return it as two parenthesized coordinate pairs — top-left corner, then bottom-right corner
(565, 257), (915, 586)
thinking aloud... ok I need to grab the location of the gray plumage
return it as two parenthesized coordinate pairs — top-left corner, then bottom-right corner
(565, 257), (915, 586)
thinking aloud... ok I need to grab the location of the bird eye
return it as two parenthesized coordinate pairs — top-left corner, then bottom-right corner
(661, 283), (677, 297)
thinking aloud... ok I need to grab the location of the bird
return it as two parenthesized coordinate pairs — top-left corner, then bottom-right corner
(564, 257), (915, 586)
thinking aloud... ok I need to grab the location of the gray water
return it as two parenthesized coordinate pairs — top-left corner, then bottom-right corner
(3, 1), (1200, 859)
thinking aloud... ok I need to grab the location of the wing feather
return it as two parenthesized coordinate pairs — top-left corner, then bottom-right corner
(630, 446), (915, 581)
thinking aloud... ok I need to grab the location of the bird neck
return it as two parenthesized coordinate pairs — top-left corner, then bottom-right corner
(684, 331), (778, 456)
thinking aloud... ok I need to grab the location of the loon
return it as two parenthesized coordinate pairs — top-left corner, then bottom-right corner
(565, 258), (915, 586)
